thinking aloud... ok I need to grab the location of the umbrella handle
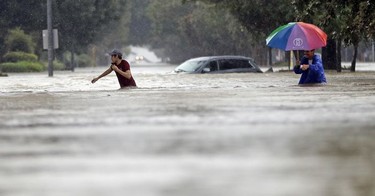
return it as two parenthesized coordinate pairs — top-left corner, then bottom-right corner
(294, 50), (300, 65)
(297, 51), (299, 62)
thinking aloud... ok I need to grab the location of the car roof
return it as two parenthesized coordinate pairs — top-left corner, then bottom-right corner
(187, 56), (255, 62)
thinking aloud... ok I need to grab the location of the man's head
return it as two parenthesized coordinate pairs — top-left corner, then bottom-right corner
(108, 49), (123, 63)
(304, 49), (315, 59)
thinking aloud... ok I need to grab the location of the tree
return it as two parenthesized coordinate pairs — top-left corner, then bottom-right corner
(184, 0), (294, 66)
(0, 1), (129, 69)
(147, 0), (256, 63)
(292, 0), (339, 70)
(4, 28), (36, 54)
(0, 1), (46, 34)
(340, 0), (375, 72)
(88, 0), (132, 66)
(292, 0), (375, 72)
(53, 0), (128, 70)
(128, 0), (152, 46)
(0, 1), (45, 58)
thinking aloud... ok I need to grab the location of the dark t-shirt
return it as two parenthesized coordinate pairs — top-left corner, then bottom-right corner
(113, 60), (137, 88)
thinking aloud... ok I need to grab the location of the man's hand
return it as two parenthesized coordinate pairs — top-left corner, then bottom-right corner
(111, 65), (119, 71)
(91, 77), (99, 84)
(300, 64), (309, 71)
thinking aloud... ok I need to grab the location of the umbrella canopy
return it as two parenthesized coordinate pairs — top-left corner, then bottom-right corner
(266, 22), (327, 51)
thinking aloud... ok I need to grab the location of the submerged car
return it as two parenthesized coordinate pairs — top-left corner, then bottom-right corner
(174, 56), (263, 74)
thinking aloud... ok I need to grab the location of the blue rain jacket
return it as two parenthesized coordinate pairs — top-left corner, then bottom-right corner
(294, 54), (327, 84)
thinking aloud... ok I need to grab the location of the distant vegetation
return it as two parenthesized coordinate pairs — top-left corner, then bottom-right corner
(0, 28), (43, 72)
(3, 52), (38, 63)
(0, 61), (44, 72)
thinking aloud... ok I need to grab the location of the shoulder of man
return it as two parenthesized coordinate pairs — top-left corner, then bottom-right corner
(121, 59), (130, 65)
(313, 54), (322, 62)
(120, 59), (131, 69)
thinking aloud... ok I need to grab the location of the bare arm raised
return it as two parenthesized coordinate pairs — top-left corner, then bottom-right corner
(91, 67), (113, 84)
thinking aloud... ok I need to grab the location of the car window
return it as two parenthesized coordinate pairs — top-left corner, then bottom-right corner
(240, 60), (255, 69)
(175, 60), (206, 72)
(218, 59), (255, 70)
(205, 61), (218, 71)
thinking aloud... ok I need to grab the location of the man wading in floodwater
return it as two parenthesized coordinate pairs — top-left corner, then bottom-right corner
(294, 49), (327, 85)
(91, 49), (137, 88)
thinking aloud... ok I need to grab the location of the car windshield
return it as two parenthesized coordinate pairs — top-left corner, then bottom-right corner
(175, 60), (206, 72)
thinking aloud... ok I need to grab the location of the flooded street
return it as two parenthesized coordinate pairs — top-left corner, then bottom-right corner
(1, 64), (375, 196)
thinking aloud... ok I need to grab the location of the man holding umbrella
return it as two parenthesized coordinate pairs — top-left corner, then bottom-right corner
(294, 49), (327, 85)
(266, 22), (328, 85)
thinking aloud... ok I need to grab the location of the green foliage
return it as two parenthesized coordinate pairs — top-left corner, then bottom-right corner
(61, 52), (93, 68)
(76, 53), (94, 67)
(128, 0), (152, 45)
(292, 0), (375, 45)
(292, 0), (375, 71)
(54, 0), (128, 53)
(40, 60), (66, 71)
(0, 1), (128, 61)
(147, 0), (258, 63)
(0, 28), (42, 72)
(0, 61), (44, 72)
(0, 1), (45, 32)
(185, 0), (293, 38)
(52, 60), (66, 71)
(3, 52), (38, 62)
(5, 28), (36, 53)
(93, 1), (131, 52)
(0, 1), (45, 57)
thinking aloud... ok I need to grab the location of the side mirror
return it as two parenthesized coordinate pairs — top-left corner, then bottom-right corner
(203, 67), (211, 73)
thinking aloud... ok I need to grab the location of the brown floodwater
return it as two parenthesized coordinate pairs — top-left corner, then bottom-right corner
(0, 64), (375, 196)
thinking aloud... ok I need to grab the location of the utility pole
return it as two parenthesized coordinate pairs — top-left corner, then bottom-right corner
(47, 0), (54, 77)
(372, 40), (374, 62)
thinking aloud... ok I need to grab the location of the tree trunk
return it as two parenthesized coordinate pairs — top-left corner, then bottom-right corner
(292, 50), (303, 61)
(286, 51), (291, 71)
(268, 47), (272, 67)
(70, 50), (75, 72)
(265, 47), (274, 72)
(322, 38), (337, 70)
(351, 43), (358, 72)
(336, 38), (342, 72)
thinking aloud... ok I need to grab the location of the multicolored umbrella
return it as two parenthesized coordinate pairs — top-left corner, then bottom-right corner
(266, 22), (327, 51)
